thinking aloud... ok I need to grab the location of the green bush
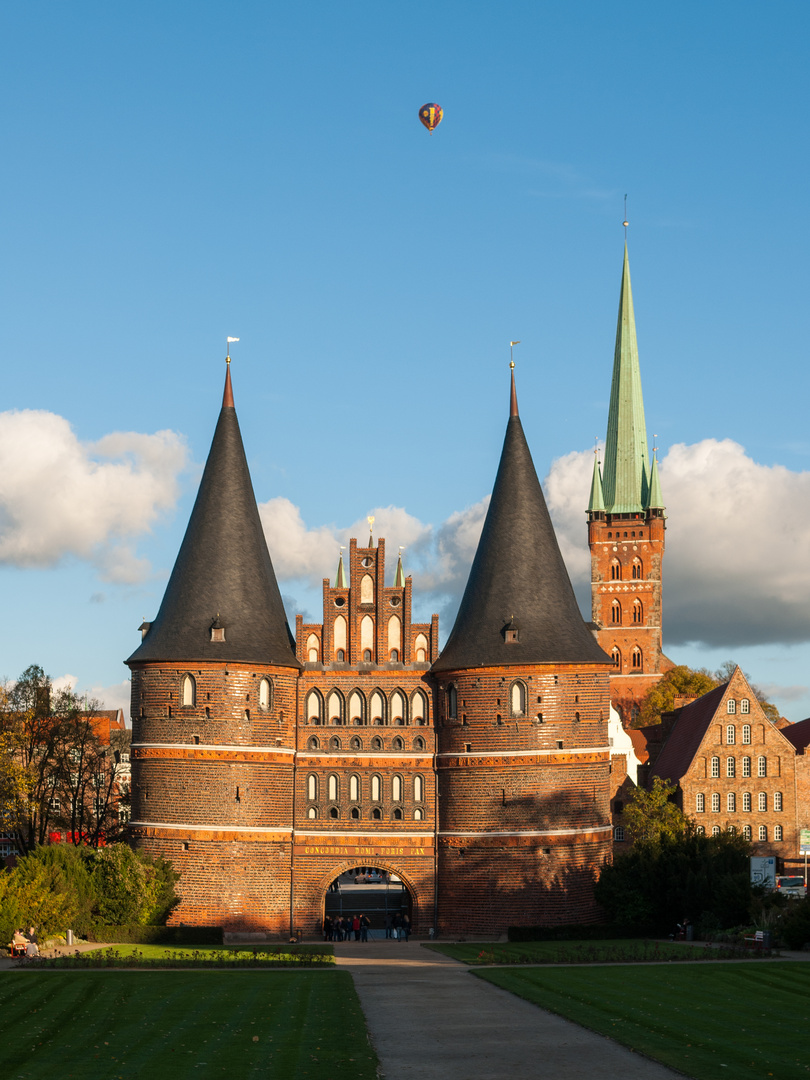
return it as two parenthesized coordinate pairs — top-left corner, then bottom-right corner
(508, 923), (649, 942)
(0, 858), (78, 943)
(778, 897), (810, 950)
(86, 925), (223, 945)
(87, 845), (178, 926)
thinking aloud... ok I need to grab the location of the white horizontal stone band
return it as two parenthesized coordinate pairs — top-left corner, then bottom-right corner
(439, 825), (613, 838)
(436, 746), (609, 758)
(132, 742), (295, 754)
(130, 821), (293, 834)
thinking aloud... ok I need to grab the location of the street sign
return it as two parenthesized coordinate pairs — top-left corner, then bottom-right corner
(800, 828), (810, 854)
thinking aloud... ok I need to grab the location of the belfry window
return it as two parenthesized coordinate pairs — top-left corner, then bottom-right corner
(610, 560), (621, 580)
(631, 647), (642, 670)
(611, 647), (621, 669)
(611, 600), (621, 624)
(258, 678), (272, 711)
(632, 599), (643, 624)
(632, 559), (642, 579)
(182, 675), (196, 707)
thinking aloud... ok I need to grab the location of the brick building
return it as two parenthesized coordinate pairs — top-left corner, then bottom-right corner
(587, 244), (674, 720)
(126, 359), (614, 937)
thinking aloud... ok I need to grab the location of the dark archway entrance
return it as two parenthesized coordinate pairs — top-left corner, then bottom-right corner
(322, 866), (412, 940)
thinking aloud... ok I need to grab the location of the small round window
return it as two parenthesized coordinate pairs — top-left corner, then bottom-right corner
(390, 596), (401, 607)
(361, 557), (374, 568)
(334, 597), (346, 608)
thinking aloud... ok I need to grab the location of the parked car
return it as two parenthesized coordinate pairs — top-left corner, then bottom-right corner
(775, 875), (807, 899)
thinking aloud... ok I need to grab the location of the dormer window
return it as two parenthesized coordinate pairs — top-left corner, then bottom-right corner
(504, 618), (519, 643)
(210, 617), (225, 643)
(139, 621), (151, 640)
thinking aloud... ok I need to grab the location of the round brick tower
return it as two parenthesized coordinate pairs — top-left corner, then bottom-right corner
(432, 367), (614, 935)
(127, 361), (301, 933)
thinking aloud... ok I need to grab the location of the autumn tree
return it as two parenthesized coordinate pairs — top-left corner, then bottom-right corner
(623, 776), (690, 845)
(635, 662), (781, 728)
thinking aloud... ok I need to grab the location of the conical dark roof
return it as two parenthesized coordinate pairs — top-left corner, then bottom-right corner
(127, 365), (300, 668)
(433, 373), (610, 672)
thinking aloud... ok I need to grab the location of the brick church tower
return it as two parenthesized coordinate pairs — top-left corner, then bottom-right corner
(432, 367), (614, 933)
(588, 244), (672, 720)
(126, 362), (301, 932)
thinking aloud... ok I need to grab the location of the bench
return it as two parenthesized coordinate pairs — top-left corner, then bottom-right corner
(744, 931), (767, 950)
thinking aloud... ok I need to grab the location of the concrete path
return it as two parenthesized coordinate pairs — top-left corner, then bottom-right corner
(335, 940), (683, 1080)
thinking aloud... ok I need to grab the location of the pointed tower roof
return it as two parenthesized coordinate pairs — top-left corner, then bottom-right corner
(127, 364), (300, 668)
(335, 552), (347, 588)
(647, 452), (664, 511)
(588, 452), (605, 514)
(433, 372), (610, 673)
(602, 244), (650, 514)
(394, 552), (405, 588)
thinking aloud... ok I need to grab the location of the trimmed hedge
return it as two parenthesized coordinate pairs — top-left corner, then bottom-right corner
(86, 925), (223, 945)
(508, 923), (654, 942)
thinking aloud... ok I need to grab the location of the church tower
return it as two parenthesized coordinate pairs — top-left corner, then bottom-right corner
(126, 361), (301, 932)
(433, 367), (613, 934)
(588, 244), (670, 719)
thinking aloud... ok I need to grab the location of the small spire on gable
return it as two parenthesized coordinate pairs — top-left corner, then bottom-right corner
(394, 549), (405, 588)
(647, 450), (664, 512)
(335, 550), (347, 588)
(588, 449), (605, 514)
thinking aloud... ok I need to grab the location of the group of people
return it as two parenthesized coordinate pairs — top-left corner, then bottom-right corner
(323, 914), (371, 941)
(9, 926), (39, 958)
(384, 912), (411, 940)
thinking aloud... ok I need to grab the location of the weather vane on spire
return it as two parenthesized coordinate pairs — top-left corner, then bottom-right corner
(367, 515), (375, 545)
(226, 337), (239, 363)
(509, 340), (521, 368)
(623, 194), (629, 237)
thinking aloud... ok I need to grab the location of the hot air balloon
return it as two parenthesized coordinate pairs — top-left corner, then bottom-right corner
(418, 103), (443, 134)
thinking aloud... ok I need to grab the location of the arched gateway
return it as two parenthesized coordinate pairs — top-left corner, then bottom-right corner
(320, 864), (415, 939)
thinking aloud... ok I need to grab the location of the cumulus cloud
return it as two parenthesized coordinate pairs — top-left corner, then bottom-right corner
(544, 438), (810, 649)
(0, 410), (187, 582)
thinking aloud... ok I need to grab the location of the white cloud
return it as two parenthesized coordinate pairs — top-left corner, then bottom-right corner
(0, 410), (187, 582)
(543, 438), (810, 649)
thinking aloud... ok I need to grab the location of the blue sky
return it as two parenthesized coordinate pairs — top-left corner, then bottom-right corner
(2, 1), (810, 719)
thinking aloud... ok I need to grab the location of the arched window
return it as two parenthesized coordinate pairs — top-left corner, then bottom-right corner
(696, 793), (705, 812)
(742, 792), (751, 812)
(390, 649), (399, 661)
(351, 807), (360, 819)
(611, 647), (621, 669)
(510, 681), (527, 717)
(349, 690), (365, 726)
(632, 599), (643, 624)
(371, 735), (383, 751)
(774, 791), (783, 811)
(414, 736), (425, 751)
(447, 685), (457, 719)
(742, 724), (751, 745)
(711, 792), (720, 813)
(371, 774), (382, 802)
(759, 825), (767, 841)
(711, 756), (720, 778)
(182, 674), (196, 707)
(349, 775), (360, 802)
(740, 698), (750, 714)
(327, 774), (338, 802)
(329, 736), (341, 752)
(392, 736), (403, 751)
(391, 690), (406, 726)
(307, 774), (318, 801)
(742, 756), (751, 777)
(726, 725), (736, 745)
(306, 691), (322, 725)
(337, 649), (345, 661)
(727, 792), (736, 812)
(414, 775), (424, 802)
(631, 647), (643, 671)
(333, 615), (347, 660)
(728, 825), (736, 836)
(614, 826), (625, 841)
(414, 633), (428, 663)
(727, 699), (736, 714)
(712, 825), (721, 837)
(775, 824), (783, 841)
(350, 736), (362, 751)
(372, 807), (382, 820)
(632, 559), (642, 579)
(330, 807), (339, 819)
(306, 633), (320, 663)
(370, 690), (385, 725)
(743, 824), (752, 840)
(758, 756), (767, 777)
(411, 690), (427, 725)
(360, 574), (374, 604)
(392, 775), (402, 802)
(611, 600), (621, 624)
(414, 808), (424, 821)
(328, 690), (343, 725)
(360, 615), (374, 660)
(307, 736), (320, 751)
(726, 757), (735, 778)
(758, 792), (767, 812)
(258, 678), (272, 711)
(388, 615), (402, 659)
(363, 650), (372, 662)
(610, 560), (621, 580)
(308, 806), (318, 819)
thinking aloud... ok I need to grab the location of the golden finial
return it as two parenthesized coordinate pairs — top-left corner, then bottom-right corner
(623, 194), (629, 234)
(509, 340), (520, 369)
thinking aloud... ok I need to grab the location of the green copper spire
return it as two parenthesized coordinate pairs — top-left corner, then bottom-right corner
(588, 451), (605, 513)
(335, 552), (346, 589)
(647, 452), (664, 511)
(602, 244), (650, 514)
(394, 552), (405, 588)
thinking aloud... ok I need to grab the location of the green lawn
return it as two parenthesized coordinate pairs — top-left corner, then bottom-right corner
(426, 938), (754, 965)
(476, 962), (810, 1080)
(0, 971), (378, 1079)
(37, 943), (334, 968)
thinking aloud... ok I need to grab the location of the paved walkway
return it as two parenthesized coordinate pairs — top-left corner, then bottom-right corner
(335, 940), (684, 1080)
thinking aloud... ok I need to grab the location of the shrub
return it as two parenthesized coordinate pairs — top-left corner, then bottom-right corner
(86, 925), (222, 945)
(778, 897), (810, 951)
(508, 923), (648, 942)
